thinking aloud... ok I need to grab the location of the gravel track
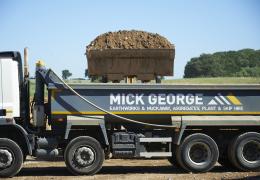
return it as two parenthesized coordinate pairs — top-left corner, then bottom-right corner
(7, 158), (260, 180)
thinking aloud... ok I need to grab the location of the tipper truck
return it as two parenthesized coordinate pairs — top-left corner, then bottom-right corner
(0, 48), (260, 177)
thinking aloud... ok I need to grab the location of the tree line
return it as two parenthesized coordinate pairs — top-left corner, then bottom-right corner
(184, 49), (260, 78)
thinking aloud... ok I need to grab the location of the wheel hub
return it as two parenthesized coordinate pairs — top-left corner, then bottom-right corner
(188, 142), (211, 165)
(74, 147), (95, 167)
(0, 149), (13, 168)
(242, 140), (260, 163)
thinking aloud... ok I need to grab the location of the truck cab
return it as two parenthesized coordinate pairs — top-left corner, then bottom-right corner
(0, 51), (32, 177)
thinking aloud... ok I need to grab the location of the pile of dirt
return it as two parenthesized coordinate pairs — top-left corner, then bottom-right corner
(86, 30), (174, 51)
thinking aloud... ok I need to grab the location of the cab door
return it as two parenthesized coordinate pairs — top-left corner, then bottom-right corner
(0, 58), (20, 118)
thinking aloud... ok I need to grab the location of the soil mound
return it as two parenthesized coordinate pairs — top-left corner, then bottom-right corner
(86, 30), (173, 50)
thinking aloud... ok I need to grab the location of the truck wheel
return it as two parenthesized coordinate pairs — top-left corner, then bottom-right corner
(168, 145), (182, 169)
(228, 132), (260, 171)
(168, 156), (181, 168)
(176, 133), (219, 173)
(64, 136), (104, 175)
(218, 156), (234, 169)
(218, 146), (235, 169)
(0, 138), (23, 177)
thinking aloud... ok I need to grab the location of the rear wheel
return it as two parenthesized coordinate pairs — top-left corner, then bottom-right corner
(64, 136), (104, 175)
(168, 144), (182, 169)
(176, 133), (219, 173)
(0, 138), (23, 177)
(168, 156), (181, 168)
(218, 145), (235, 169)
(228, 132), (260, 171)
(218, 155), (234, 169)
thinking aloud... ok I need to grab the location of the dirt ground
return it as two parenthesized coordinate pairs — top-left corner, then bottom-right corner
(8, 158), (260, 180)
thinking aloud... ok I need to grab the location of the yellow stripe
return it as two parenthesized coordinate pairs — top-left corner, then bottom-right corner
(51, 111), (260, 115)
(226, 93), (242, 105)
(51, 90), (56, 99)
(51, 89), (62, 99)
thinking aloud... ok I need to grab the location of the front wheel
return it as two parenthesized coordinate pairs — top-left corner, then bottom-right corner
(0, 138), (23, 177)
(64, 136), (104, 175)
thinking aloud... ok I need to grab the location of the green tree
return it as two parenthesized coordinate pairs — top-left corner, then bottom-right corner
(62, 69), (72, 80)
(184, 49), (260, 78)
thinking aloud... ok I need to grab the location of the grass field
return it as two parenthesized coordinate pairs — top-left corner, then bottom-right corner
(163, 77), (260, 84)
(29, 77), (260, 97)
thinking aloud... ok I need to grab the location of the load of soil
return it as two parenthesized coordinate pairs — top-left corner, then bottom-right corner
(86, 30), (174, 51)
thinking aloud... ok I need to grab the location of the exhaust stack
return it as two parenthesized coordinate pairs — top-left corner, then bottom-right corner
(24, 47), (29, 78)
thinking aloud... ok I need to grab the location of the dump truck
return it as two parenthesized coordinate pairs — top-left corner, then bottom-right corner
(0, 49), (260, 177)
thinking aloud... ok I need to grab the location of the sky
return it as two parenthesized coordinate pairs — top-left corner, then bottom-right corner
(0, 0), (260, 79)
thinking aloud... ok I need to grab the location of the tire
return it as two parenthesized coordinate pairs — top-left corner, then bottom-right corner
(64, 136), (104, 175)
(218, 146), (235, 169)
(0, 138), (23, 177)
(168, 144), (182, 169)
(218, 155), (235, 170)
(228, 132), (260, 171)
(168, 157), (181, 168)
(176, 133), (219, 173)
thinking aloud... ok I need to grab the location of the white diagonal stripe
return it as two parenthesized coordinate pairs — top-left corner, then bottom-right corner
(218, 93), (231, 105)
(214, 96), (224, 105)
(208, 99), (218, 105)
